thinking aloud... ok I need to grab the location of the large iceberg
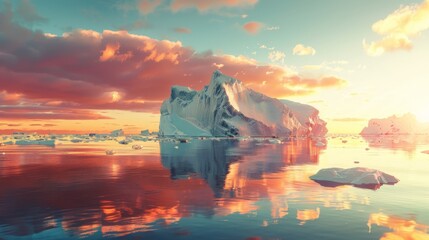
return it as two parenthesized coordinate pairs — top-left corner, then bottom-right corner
(310, 167), (399, 189)
(361, 113), (429, 135)
(159, 70), (327, 137)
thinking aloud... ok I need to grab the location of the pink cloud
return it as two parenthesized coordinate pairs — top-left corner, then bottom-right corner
(137, 0), (162, 15)
(174, 27), (192, 34)
(243, 21), (264, 34)
(171, 0), (258, 12)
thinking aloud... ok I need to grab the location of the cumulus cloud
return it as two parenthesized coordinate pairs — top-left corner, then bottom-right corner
(364, 0), (429, 56)
(0, 8), (346, 120)
(243, 21), (263, 34)
(293, 44), (316, 56)
(170, 0), (258, 12)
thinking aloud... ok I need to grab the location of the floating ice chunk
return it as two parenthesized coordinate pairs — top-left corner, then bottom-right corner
(310, 167), (399, 189)
(15, 139), (55, 147)
(111, 129), (124, 137)
(105, 150), (115, 155)
(140, 130), (150, 136)
(132, 144), (142, 150)
(268, 139), (282, 144)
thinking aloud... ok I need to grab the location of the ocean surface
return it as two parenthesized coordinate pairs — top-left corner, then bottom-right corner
(1, 135), (429, 240)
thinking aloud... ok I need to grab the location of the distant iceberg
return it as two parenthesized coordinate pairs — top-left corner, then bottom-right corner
(111, 129), (124, 137)
(159, 70), (327, 137)
(310, 167), (399, 189)
(15, 139), (55, 147)
(361, 113), (429, 135)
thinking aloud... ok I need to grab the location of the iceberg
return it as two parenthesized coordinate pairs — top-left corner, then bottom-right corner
(111, 129), (124, 137)
(15, 139), (55, 147)
(361, 113), (429, 135)
(140, 129), (150, 136)
(310, 167), (399, 189)
(159, 70), (327, 137)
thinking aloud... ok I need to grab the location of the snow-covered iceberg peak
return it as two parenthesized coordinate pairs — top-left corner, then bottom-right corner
(159, 70), (327, 137)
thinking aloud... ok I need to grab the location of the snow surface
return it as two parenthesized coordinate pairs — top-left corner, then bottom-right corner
(310, 167), (399, 187)
(159, 70), (327, 137)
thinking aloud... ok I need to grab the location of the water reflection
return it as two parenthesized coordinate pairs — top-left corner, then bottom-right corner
(362, 135), (429, 152)
(0, 138), (428, 239)
(368, 212), (429, 240)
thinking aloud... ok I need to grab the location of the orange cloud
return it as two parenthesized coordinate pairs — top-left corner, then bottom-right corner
(293, 44), (316, 56)
(0, 8), (346, 121)
(243, 21), (264, 34)
(171, 0), (258, 12)
(364, 0), (429, 56)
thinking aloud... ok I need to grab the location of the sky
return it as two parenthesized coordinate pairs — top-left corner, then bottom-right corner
(0, 0), (429, 134)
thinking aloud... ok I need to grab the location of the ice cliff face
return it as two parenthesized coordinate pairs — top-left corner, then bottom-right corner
(159, 70), (327, 137)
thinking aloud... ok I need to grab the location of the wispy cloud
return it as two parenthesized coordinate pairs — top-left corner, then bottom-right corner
(268, 50), (285, 63)
(16, 0), (47, 23)
(137, 0), (162, 15)
(174, 27), (191, 34)
(171, 0), (258, 12)
(331, 118), (367, 122)
(364, 0), (429, 56)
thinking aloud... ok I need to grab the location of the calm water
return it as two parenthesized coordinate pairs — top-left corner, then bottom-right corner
(1, 136), (429, 240)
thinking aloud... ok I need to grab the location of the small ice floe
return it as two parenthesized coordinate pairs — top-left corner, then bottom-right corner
(105, 150), (115, 155)
(118, 138), (133, 145)
(174, 146), (179, 149)
(310, 167), (399, 189)
(15, 139), (55, 147)
(132, 144), (143, 150)
(268, 139), (282, 144)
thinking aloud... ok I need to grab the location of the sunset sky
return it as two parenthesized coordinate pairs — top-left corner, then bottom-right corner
(1, 0), (429, 134)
